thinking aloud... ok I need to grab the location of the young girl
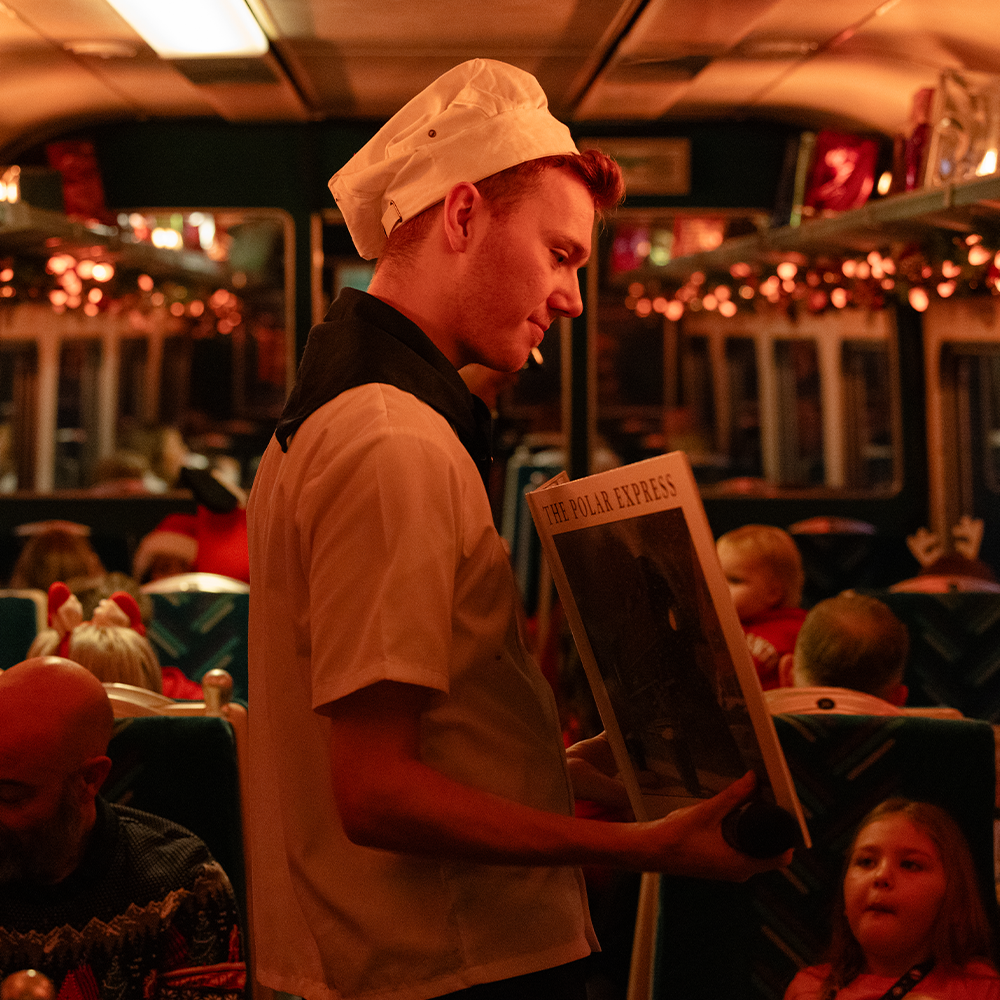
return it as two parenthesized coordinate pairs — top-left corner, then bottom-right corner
(28, 581), (203, 699)
(784, 798), (1000, 999)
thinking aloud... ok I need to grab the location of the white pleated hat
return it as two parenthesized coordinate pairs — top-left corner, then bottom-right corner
(329, 58), (579, 260)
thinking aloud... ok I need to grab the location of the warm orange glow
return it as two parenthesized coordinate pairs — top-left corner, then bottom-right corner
(718, 300), (737, 318)
(909, 287), (930, 311)
(968, 245), (992, 266)
(664, 300), (684, 321)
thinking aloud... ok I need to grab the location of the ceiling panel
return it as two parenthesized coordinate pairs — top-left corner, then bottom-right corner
(3, 0), (1000, 158)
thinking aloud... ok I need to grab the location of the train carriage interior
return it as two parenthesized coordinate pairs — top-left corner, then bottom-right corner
(7, 1), (1000, 998)
(4, 0), (1000, 572)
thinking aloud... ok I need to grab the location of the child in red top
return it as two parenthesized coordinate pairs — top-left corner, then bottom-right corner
(716, 524), (806, 690)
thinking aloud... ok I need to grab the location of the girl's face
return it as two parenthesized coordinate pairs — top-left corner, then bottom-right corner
(717, 543), (782, 622)
(843, 814), (948, 976)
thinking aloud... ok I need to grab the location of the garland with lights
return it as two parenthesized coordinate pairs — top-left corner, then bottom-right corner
(622, 232), (1000, 320)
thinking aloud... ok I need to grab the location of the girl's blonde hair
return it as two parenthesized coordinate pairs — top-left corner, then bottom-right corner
(821, 798), (995, 995)
(29, 622), (163, 694)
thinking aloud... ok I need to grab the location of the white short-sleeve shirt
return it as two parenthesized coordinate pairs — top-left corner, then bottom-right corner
(248, 384), (595, 1000)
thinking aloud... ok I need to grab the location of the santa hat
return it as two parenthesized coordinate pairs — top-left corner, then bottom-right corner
(132, 528), (198, 583)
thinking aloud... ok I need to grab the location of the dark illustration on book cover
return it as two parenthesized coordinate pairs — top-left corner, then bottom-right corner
(552, 505), (772, 814)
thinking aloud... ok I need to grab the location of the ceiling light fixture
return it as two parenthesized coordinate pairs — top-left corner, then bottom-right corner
(103, 0), (268, 58)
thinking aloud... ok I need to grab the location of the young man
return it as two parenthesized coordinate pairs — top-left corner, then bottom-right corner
(0, 657), (245, 998)
(247, 58), (790, 1000)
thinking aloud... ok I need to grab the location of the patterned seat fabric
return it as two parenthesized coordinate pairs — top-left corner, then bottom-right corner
(146, 590), (249, 702)
(791, 534), (912, 608)
(0, 590), (45, 670)
(857, 590), (1000, 720)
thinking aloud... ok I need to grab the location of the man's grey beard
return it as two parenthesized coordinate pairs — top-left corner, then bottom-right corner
(0, 782), (91, 886)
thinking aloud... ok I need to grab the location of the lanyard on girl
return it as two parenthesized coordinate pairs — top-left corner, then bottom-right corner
(822, 958), (935, 1000)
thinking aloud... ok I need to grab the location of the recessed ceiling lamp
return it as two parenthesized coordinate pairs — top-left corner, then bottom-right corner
(103, 0), (268, 58)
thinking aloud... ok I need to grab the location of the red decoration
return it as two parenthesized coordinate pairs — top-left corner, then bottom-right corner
(45, 140), (108, 222)
(803, 130), (878, 214)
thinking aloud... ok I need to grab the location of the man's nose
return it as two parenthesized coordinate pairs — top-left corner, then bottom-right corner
(550, 273), (583, 319)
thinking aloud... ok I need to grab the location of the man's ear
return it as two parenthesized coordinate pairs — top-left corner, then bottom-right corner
(886, 682), (908, 707)
(442, 181), (483, 251)
(777, 653), (796, 688)
(77, 755), (112, 799)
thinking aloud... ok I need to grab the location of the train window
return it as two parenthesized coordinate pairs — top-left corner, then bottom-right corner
(941, 346), (1000, 503)
(842, 341), (896, 491)
(773, 339), (824, 486)
(0, 342), (36, 492)
(981, 356), (1000, 493)
(724, 337), (762, 479)
(595, 212), (902, 496)
(56, 339), (101, 489)
(1, 207), (293, 493)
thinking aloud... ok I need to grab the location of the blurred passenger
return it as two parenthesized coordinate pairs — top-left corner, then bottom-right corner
(88, 449), (152, 495)
(28, 582), (202, 699)
(716, 524), (806, 690)
(132, 521), (199, 584)
(0, 657), (246, 997)
(0, 422), (16, 493)
(7, 523), (104, 592)
(765, 593), (914, 716)
(132, 466), (249, 585)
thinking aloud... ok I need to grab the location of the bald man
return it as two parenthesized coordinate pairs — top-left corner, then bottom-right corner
(0, 657), (246, 998)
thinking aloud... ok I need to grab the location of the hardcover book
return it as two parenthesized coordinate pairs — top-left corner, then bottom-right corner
(527, 451), (809, 848)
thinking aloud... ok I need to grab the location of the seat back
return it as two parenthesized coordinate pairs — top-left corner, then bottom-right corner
(854, 590), (1000, 720)
(104, 673), (271, 1000)
(144, 586), (250, 702)
(637, 713), (998, 1000)
(0, 589), (45, 670)
(787, 528), (910, 607)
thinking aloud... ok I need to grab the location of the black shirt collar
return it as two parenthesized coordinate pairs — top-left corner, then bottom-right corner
(275, 289), (493, 486)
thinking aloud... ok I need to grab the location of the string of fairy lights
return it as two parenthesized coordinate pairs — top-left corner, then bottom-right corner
(622, 232), (1000, 320)
(0, 204), (247, 334)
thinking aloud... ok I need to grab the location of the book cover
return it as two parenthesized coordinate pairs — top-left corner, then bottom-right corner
(527, 451), (809, 848)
